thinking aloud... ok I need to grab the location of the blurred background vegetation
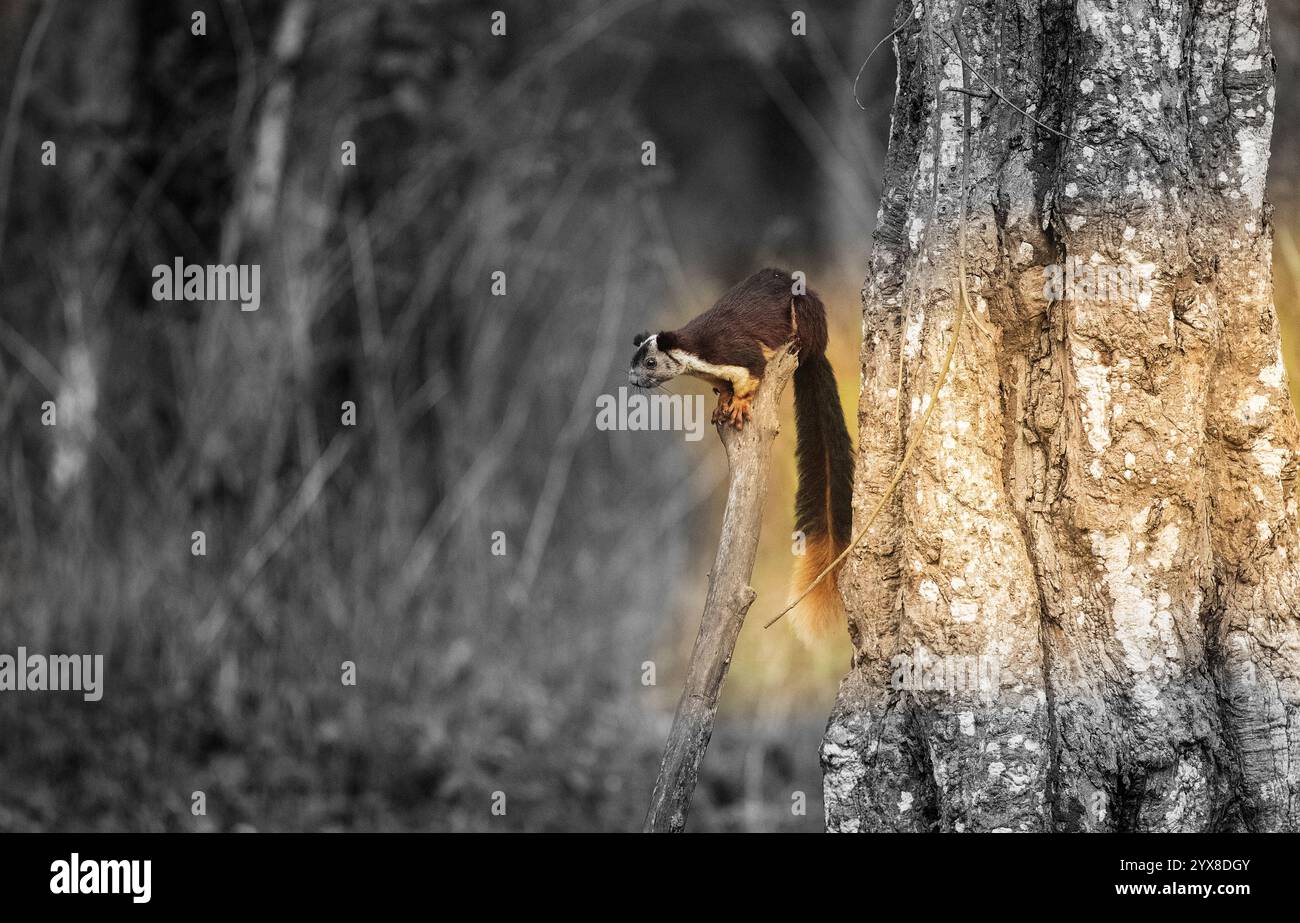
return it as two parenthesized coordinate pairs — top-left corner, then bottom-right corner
(0, 0), (1295, 832)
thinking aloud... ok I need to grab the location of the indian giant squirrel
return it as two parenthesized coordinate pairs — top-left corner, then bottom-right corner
(627, 268), (853, 641)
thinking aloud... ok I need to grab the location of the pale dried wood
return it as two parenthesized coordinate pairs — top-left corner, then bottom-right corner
(643, 342), (800, 833)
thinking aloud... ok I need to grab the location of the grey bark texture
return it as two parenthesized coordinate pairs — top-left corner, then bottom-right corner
(825, 0), (1298, 831)
(645, 344), (800, 832)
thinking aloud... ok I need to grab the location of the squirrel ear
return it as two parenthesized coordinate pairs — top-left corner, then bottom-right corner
(633, 331), (650, 347)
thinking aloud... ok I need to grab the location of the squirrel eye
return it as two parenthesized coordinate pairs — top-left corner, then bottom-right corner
(646, 358), (657, 368)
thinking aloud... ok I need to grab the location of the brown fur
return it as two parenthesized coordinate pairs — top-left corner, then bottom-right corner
(658, 268), (828, 377)
(629, 268), (852, 644)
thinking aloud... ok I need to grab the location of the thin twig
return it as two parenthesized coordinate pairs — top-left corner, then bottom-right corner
(768, 11), (982, 630)
(199, 432), (354, 644)
(766, 284), (964, 629)
(731, 7), (877, 237)
(852, 1), (917, 111)
(936, 31), (1086, 147)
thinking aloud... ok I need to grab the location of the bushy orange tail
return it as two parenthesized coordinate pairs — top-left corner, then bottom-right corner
(788, 529), (848, 644)
(786, 317), (854, 644)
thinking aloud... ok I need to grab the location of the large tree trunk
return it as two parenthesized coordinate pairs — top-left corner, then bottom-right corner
(825, 0), (1298, 831)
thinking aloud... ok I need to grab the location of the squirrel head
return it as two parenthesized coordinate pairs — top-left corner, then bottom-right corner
(628, 331), (685, 388)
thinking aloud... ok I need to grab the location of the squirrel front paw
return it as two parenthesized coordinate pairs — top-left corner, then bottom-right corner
(712, 388), (734, 426)
(724, 395), (753, 430)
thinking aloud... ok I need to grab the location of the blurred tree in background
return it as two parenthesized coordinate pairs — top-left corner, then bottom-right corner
(0, 0), (887, 832)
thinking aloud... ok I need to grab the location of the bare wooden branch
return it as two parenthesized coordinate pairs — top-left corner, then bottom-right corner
(643, 342), (801, 833)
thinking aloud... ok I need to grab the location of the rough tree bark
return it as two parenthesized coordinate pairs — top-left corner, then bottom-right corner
(825, 0), (1298, 831)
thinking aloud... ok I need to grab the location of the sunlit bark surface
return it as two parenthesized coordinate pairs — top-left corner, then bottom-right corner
(826, 0), (1298, 832)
